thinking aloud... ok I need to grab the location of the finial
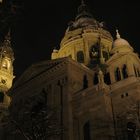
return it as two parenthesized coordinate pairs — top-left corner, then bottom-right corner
(5, 29), (11, 41)
(76, 0), (93, 20)
(98, 69), (104, 85)
(81, 0), (85, 5)
(116, 29), (121, 39)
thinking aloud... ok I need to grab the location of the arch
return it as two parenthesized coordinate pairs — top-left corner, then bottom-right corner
(133, 65), (138, 77)
(127, 122), (136, 140)
(83, 75), (88, 89)
(137, 69), (140, 77)
(89, 44), (100, 67)
(93, 73), (98, 85)
(103, 51), (109, 61)
(0, 92), (4, 103)
(122, 64), (128, 79)
(89, 44), (99, 59)
(68, 55), (72, 58)
(77, 51), (84, 63)
(2, 59), (10, 69)
(104, 72), (111, 85)
(115, 67), (121, 81)
(83, 121), (91, 140)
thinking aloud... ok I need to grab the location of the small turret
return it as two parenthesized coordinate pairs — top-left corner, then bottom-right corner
(111, 29), (133, 54)
(0, 30), (15, 106)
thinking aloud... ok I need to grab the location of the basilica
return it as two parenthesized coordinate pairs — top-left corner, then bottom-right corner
(0, 1), (140, 140)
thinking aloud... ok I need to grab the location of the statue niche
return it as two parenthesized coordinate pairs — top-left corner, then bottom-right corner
(89, 44), (99, 66)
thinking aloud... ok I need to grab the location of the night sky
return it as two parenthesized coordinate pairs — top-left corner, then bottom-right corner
(8, 0), (140, 80)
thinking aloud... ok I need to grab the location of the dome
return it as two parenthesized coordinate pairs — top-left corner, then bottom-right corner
(67, 2), (101, 32)
(55, 1), (113, 66)
(61, 2), (112, 45)
(111, 30), (133, 54)
(113, 30), (130, 47)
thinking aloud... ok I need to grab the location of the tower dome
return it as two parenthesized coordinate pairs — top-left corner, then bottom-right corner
(67, 0), (100, 31)
(0, 31), (15, 93)
(111, 30), (133, 54)
(52, 1), (113, 67)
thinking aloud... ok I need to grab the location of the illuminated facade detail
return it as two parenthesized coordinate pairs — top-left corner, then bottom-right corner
(0, 31), (15, 108)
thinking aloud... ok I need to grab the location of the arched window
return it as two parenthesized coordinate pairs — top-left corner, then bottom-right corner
(0, 92), (4, 103)
(2, 60), (8, 69)
(68, 55), (72, 58)
(115, 67), (121, 81)
(2, 59), (10, 69)
(89, 45), (100, 67)
(93, 73), (98, 85)
(83, 121), (91, 140)
(83, 75), (88, 89)
(122, 64), (128, 79)
(104, 72), (111, 85)
(137, 70), (140, 77)
(77, 51), (84, 63)
(103, 51), (109, 61)
(134, 65), (138, 77)
(127, 122), (136, 140)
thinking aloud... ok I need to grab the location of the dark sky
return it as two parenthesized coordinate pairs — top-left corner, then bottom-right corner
(10, 0), (140, 80)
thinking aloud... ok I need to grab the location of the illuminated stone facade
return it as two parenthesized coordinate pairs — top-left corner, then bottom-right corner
(6, 2), (140, 140)
(0, 32), (14, 118)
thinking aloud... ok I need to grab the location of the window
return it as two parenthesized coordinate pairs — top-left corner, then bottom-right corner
(89, 45), (100, 67)
(93, 73), (98, 85)
(2, 59), (10, 69)
(2, 61), (8, 69)
(121, 94), (124, 98)
(83, 75), (88, 89)
(83, 121), (91, 140)
(125, 93), (128, 97)
(68, 55), (72, 58)
(90, 45), (99, 59)
(103, 51), (109, 61)
(122, 64), (128, 79)
(0, 92), (4, 103)
(137, 69), (140, 77)
(77, 51), (84, 63)
(115, 67), (121, 81)
(134, 65), (138, 77)
(127, 122), (136, 140)
(104, 72), (111, 85)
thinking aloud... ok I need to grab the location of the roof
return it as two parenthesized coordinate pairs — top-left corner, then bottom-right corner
(9, 57), (68, 92)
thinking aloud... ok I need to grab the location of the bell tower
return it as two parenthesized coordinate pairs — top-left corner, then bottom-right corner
(0, 31), (15, 112)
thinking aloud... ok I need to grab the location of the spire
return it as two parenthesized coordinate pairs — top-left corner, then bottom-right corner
(0, 29), (14, 61)
(3, 29), (11, 49)
(5, 29), (11, 41)
(78, 0), (87, 14)
(76, 0), (92, 20)
(81, 0), (85, 5)
(116, 29), (121, 39)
